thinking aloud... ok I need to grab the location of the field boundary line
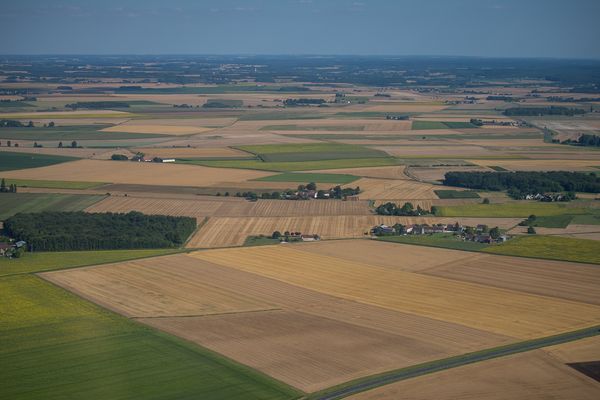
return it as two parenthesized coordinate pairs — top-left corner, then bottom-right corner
(133, 308), (283, 320)
(306, 325), (600, 400)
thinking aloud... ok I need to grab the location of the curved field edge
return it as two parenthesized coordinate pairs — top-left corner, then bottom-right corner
(307, 326), (600, 400)
(0, 248), (185, 277)
(1, 274), (301, 400)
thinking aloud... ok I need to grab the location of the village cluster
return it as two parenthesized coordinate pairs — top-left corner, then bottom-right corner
(371, 222), (509, 244)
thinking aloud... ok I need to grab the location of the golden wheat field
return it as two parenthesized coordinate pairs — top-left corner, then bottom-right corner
(1, 159), (274, 186)
(193, 245), (600, 338)
(131, 146), (248, 159)
(355, 177), (440, 199)
(468, 159), (600, 171)
(86, 196), (372, 218)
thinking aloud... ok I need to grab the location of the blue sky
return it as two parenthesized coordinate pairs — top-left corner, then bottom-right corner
(1, 0), (599, 58)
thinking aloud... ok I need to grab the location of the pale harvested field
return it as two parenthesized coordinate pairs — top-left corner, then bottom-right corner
(131, 146), (248, 159)
(422, 252), (600, 305)
(86, 196), (372, 218)
(379, 145), (498, 158)
(360, 104), (447, 113)
(308, 165), (410, 179)
(356, 178), (440, 199)
(194, 246), (600, 338)
(468, 159), (600, 171)
(544, 335), (600, 362)
(44, 251), (510, 392)
(349, 350), (600, 400)
(1, 159), (274, 187)
(187, 215), (521, 248)
(0, 110), (132, 119)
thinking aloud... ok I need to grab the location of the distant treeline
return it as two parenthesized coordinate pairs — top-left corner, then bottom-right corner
(0, 119), (33, 128)
(4, 211), (196, 251)
(487, 96), (518, 102)
(573, 134), (600, 147)
(284, 98), (326, 106)
(375, 202), (434, 216)
(65, 101), (130, 110)
(503, 106), (585, 116)
(443, 171), (600, 198)
(547, 96), (600, 102)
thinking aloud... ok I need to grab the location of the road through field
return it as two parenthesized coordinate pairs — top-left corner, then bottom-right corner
(310, 325), (600, 400)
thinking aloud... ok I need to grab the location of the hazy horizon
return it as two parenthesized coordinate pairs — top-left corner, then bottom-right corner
(2, 0), (599, 58)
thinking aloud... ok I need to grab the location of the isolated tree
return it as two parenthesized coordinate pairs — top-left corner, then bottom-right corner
(27, 121), (34, 127)
(0, 178), (6, 192)
(306, 182), (317, 191)
(7, 140), (11, 147)
(489, 227), (501, 239)
(272, 231), (282, 239)
(48, 121), (55, 127)
(71, 140), (77, 148)
(58, 141), (63, 148)
(527, 226), (537, 234)
(482, 198), (490, 204)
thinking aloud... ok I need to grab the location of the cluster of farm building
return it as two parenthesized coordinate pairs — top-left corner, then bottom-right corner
(371, 222), (509, 244)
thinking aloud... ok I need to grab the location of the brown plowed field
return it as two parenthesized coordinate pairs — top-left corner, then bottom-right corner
(193, 246), (600, 338)
(349, 350), (600, 400)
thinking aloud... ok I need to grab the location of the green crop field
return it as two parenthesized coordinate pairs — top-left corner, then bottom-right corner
(243, 236), (281, 247)
(236, 143), (388, 162)
(334, 111), (413, 119)
(238, 112), (325, 121)
(483, 235), (600, 264)
(260, 124), (365, 131)
(435, 202), (591, 218)
(0, 125), (166, 140)
(571, 213), (600, 225)
(0, 151), (77, 172)
(529, 214), (575, 228)
(377, 234), (489, 252)
(0, 193), (105, 220)
(183, 157), (401, 172)
(254, 172), (359, 184)
(489, 165), (509, 172)
(203, 99), (243, 108)
(412, 121), (477, 130)
(434, 190), (480, 199)
(5, 178), (105, 190)
(0, 249), (182, 277)
(0, 275), (299, 400)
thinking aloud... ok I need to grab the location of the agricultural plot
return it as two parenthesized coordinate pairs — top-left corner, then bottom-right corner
(85, 195), (372, 219)
(194, 246), (600, 339)
(435, 190), (480, 199)
(236, 143), (389, 162)
(436, 202), (593, 218)
(0, 193), (105, 220)
(468, 159), (600, 171)
(412, 120), (477, 130)
(44, 252), (511, 392)
(356, 177), (440, 200)
(379, 144), (499, 158)
(4, 178), (105, 190)
(132, 146), (249, 159)
(188, 157), (402, 172)
(0, 151), (76, 171)
(1, 275), (298, 400)
(253, 172), (359, 184)
(483, 235), (600, 264)
(0, 124), (163, 140)
(1, 159), (274, 187)
(348, 350), (600, 400)
(308, 165), (410, 179)
(186, 215), (520, 248)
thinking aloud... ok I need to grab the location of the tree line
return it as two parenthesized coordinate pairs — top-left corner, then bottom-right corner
(0, 178), (17, 193)
(443, 171), (600, 199)
(375, 202), (435, 216)
(503, 106), (585, 116)
(65, 101), (130, 110)
(3, 211), (196, 252)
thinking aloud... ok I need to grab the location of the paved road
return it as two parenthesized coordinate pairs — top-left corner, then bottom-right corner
(310, 325), (600, 400)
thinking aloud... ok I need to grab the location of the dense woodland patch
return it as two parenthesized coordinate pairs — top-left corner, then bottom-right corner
(4, 211), (196, 251)
(443, 171), (600, 199)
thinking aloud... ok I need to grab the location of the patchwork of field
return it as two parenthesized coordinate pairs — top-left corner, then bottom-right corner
(85, 195), (372, 218)
(101, 123), (216, 135)
(1, 159), (274, 186)
(379, 145), (499, 158)
(348, 350), (600, 400)
(409, 165), (493, 182)
(186, 216), (521, 248)
(42, 240), (600, 393)
(509, 224), (600, 240)
(193, 246), (600, 339)
(308, 165), (410, 179)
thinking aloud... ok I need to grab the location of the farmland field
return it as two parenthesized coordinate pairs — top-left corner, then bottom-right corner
(186, 157), (402, 171)
(253, 172), (360, 184)
(436, 202), (593, 218)
(0, 275), (299, 400)
(0, 193), (105, 220)
(483, 235), (600, 264)
(377, 233), (490, 252)
(4, 178), (105, 190)
(0, 249), (182, 276)
(0, 125), (163, 140)
(412, 121), (477, 130)
(236, 143), (389, 162)
(0, 151), (76, 171)
(435, 190), (480, 199)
